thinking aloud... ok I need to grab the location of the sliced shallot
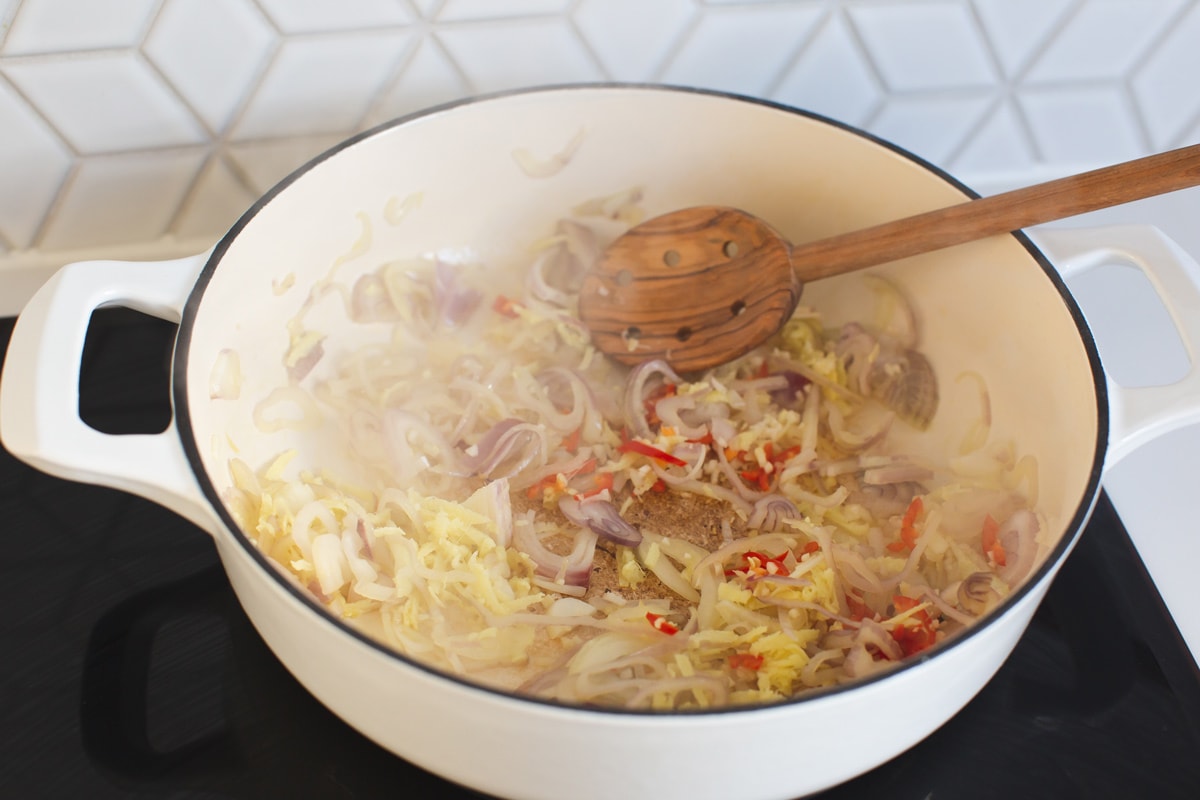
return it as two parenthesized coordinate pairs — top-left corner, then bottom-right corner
(747, 494), (800, 532)
(558, 495), (643, 547)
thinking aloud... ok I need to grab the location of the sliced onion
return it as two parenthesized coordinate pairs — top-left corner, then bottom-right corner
(691, 533), (800, 588)
(747, 494), (800, 532)
(311, 533), (348, 597)
(652, 393), (709, 439)
(623, 359), (683, 438)
(458, 418), (543, 479)
(349, 272), (399, 322)
(288, 341), (324, 383)
(709, 416), (737, 447)
(955, 573), (1005, 618)
(557, 218), (601, 268)
(462, 478), (514, 547)
(999, 509), (1039, 585)
(827, 403), (894, 453)
(525, 247), (573, 307)
(385, 409), (465, 483)
(536, 366), (603, 438)
(860, 618), (904, 658)
(862, 462), (933, 485)
(850, 481), (922, 519)
(836, 322), (878, 394)
(800, 384), (820, 454)
(558, 495), (642, 547)
(714, 441), (766, 502)
(549, 597), (599, 617)
(818, 454), (898, 477)
(831, 545), (887, 596)
(572, 185), (644, 222)
(768, 371), (810, 409)
(434, 261), (483, 328)
(512, 516), (597, 587)
(518, 450), (597, 495)
(643, 441), (752, 515)
(511, 128), (585, 178)
(864, 273), (918, 349)
(209, 348), (242, 400)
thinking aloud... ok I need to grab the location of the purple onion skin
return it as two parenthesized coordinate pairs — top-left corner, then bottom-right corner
(558, 496), (643, 547)
(769, 371), (811, 409)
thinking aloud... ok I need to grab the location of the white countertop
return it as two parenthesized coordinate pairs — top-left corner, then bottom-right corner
(1025, 184), (1200, 669)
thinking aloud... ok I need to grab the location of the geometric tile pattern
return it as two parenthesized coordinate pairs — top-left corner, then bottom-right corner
(0, 0), (1198, 268)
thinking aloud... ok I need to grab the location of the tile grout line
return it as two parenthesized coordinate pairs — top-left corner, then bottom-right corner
(357, 25), (429, 131)
(760, 0), (839, 100)
(562, 0), (614, 84)
(944, 0), (1022, 171)
(646, 0), (704, 84)
(1000, 0), (1088, 168)
(1121, 0), (1199, 150)
(838, 1), (894, 130)
(0, 0), (25, 52)
(352, 29), (424, 133)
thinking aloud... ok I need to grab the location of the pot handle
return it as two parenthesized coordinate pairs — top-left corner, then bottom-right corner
(0, 252), (219, 534)
(1030, 225), (1200, 467)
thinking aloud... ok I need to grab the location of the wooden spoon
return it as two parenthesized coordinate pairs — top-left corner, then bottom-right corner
(578, 142), (1200, 373)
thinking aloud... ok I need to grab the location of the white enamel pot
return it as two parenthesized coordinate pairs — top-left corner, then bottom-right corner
(4, 86), (1200, 800)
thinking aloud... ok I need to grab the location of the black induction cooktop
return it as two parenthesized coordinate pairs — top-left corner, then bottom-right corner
(2, 308), (1198, 800)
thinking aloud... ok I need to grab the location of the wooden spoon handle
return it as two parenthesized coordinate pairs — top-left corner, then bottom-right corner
(790, 142), (1200, 281)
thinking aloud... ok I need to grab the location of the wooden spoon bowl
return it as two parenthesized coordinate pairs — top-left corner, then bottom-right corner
(578, 207), (799, 374)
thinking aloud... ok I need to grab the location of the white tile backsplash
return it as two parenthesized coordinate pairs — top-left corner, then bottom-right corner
(409, 0), (444, 19)
(951, 100), (1038, 177)
(143, 0), (276, 133)
(0, 0), (18, 35)
(1023, 0), (1185, 83)
(847, 2), (997, 91)
(1132, 1), (1200, 148)
(366, 36), (469, 124)
(2, 0), (1199, 314)
(1, 0), (158, 55)
(171, 154), (259, 240)
(659, 4), (825, 95)
(971, 0), (1074, 78)
(1018, 84), (1146, 163)
(38, 147), (205, 250)
(255, 0), (414, 33)
(0, 76), (69, 247)
(772, 13), (882, 126)
(435, 19), (601, 93)
(437, 0), (573, 23)
(870, 92), (995, 165)
(573, 0), (696, 83)
(2, 51), (207, 153)
(224, 133), (349, 194)
(231, 30), (413, 139)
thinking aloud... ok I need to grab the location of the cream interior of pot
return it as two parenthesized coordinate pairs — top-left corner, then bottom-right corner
(181, 87), (1101, 642)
